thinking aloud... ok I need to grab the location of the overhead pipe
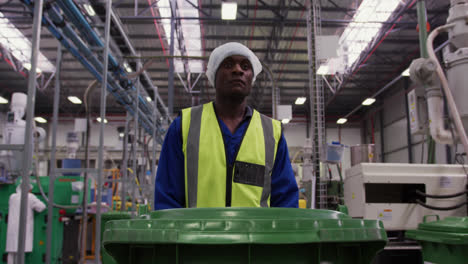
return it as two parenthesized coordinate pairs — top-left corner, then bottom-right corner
(56, 0), (159, 120)
(427, 24), (468, 155)
(109, 9), (171, 121)
(55, 0), (121, 70)
(21, 0), (162, 141)
(45, 7), (156, 134)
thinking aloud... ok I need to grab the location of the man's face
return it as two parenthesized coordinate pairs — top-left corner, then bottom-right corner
(214, 55), (253, 100)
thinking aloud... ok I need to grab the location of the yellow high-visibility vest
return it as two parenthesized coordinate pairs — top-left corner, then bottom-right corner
(181, 102), (282, 207)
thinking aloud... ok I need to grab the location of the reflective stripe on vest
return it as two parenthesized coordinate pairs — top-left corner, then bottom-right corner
(182, 102), (281, 208)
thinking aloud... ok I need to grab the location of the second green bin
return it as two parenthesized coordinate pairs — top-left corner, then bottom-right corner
(406, 216), (468, 264)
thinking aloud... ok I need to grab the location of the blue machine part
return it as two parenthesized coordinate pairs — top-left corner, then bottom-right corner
(62, 159), (82, 176)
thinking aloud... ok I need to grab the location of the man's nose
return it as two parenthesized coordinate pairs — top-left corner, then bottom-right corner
(232, 63), (244, 74)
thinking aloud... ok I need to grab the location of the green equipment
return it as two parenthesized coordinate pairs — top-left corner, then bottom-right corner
(0, 176), (87, 263)
(406, 215), (468, 264)
(103, 208), (387, 264)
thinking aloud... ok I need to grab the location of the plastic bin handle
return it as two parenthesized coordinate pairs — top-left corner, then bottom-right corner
(423, 214), (440, 223)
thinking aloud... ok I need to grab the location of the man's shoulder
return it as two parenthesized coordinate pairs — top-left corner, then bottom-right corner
(256, 111), (281, 125)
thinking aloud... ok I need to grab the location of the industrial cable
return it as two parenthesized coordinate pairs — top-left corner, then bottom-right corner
(421, 130), (425, 164)
(426, 23), (468, 158)
(336, 163), (344, 202)
(83, 80), (98, 112)
(80, 79), (98, 264)
(416, 199), (467, 211)
(127, 168), (143, 196)
(415, 189), (468, 199)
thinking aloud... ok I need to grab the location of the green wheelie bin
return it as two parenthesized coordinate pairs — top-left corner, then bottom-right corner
(102, 208), (387, 263)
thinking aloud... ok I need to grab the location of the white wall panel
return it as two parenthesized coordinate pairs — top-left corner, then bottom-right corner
(386, 149), (409, 163)
(283, 124), (307, 147)
(383, 118), (408, 153)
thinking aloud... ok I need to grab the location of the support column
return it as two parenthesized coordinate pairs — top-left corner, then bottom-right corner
(46, 43), (62, 264)
(168, 0), (176, 115)
(95, 0), (112, 260)
(17, 1), (44, 263)
(121, 112), (130, 211)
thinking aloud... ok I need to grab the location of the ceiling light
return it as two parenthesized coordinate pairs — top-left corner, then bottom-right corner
(401, 68), (410, 77)
(123, 62), (132, 73)
(0, 12), (55, 72)
(221, 2), (237, 20)
(34, 117), (47, 123)
(119, 132), (124, 138)
(362, 98), (376, 106)
(337, 118), (347, 124)
(295, 97), (306, 105)
(67, 96), (82, 104)
(146, 96), (152, 102)
(23, 63), (42, 73)
(83, 4), (96, 16)
(96, 117), (108, 123)
(281, 119), (290, 124)
(0, 96), (8, 104)
(316, 65), (330, 75)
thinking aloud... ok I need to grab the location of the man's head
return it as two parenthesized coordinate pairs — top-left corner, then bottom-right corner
(206, 42), (262, 100)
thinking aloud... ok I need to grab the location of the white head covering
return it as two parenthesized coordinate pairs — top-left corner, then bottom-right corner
(206, 42), (262, 87)
(16, 183), (33, 192)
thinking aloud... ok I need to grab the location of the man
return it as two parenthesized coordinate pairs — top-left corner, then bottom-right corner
(6, 183), (46, 264)
(154, 42), (298, 209)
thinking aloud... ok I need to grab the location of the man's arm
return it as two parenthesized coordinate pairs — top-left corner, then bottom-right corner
(154, 117), (186, 210)
(30, 194), (46, 212)
(270, 133), (299, 207)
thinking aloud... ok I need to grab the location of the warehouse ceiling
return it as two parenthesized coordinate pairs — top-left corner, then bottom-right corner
(0, 0), (450, 125)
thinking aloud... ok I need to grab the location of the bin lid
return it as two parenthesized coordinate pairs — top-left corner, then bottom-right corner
(101, 211), (132, 220)
(406, 216), (468, 245)
(418, 216), (468, 233)
(103, 208), (387, 245)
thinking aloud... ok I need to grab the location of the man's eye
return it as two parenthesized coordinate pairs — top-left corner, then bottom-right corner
(223, 61), (233, 68)
(242, 63), (251, 70)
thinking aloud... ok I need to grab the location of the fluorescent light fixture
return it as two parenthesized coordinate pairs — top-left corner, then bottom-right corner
(337, 118), (347, 124)
(0, 12), (55, 72)
(34, 117), (47, 123)
(83, 4), (96, 16)
(221, 2), (237, 20)
(23, 63), (42, 73)
(123, 62), (132, 73)
(67, 96), (82, 104)
(146, 96), (152, 102)
(362, 98), (376, 106)
(0, 96), (8, 104)
(155, 0), (203, 73)
(401, 68), (410, 77)
(295, 97), (306, 105)
(96, 117), (108, 123)
(119, 132), (125, 138)
(317, 65), (330, 75)
(281, 119), (290, 124)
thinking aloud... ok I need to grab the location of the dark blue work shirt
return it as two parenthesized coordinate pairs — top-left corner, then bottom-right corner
(154, 106), (299, 209)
